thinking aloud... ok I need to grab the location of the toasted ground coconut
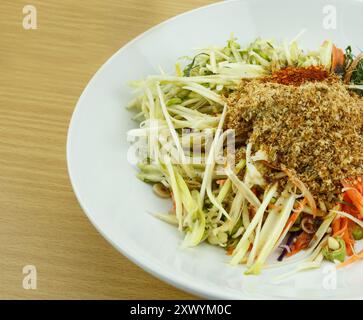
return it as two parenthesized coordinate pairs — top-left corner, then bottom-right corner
(225, 78), (363, 204)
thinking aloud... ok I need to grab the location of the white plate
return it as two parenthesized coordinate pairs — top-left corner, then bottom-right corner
(67, 0), (363, 299)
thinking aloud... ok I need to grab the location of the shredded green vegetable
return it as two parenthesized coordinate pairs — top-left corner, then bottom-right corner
(126, 34), (360, 275)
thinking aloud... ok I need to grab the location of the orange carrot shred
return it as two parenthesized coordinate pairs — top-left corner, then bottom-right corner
(281, 198), (307, 236)
(216, 179), (226, 186)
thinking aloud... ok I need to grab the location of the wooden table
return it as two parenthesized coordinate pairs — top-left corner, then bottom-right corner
(0, 0), (216, 299)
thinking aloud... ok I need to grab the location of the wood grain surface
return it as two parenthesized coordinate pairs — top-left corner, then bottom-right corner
(0, 0), (216, 299)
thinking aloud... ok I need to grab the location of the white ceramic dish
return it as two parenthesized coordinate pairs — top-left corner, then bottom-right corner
(67, 0), (363, 299)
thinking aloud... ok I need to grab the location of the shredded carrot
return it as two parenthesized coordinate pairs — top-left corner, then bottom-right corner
(226, 246), (235, 256)
(355, 180), (363, 194)
(216, 179), (226, 186)
(331, 178), (363, 259)
(343, 234), (354, 256)
(287, 231), (312, 257)
(281, 198), (307, 236)
(343, 192), (354, 204)
(343, 220), (355, 256)
(341, 191), (360, 218)
(331, 45), (345, 73)
(342, 200), (360, 218)
(333, 217), (347, 237)
(337, 249), (363, 269)
(342, 179), (363, 218)
(332, 217), (341, 236)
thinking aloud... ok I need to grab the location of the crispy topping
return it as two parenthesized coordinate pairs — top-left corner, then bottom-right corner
(225, 76), (363, 203)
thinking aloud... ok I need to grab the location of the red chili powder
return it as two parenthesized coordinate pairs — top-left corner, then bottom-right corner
(266, 66), (331, 86)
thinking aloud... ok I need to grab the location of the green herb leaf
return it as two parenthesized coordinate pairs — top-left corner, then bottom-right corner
(351, 58), (363, 85)
(344, 46), (354, 69)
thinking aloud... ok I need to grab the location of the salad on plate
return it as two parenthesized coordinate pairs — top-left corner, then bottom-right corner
(127, 32), (363, 277)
